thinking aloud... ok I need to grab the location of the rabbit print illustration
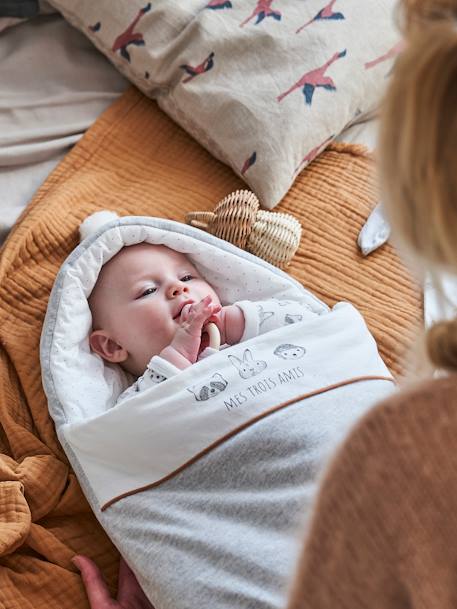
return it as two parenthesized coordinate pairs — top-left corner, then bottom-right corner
(274, 344), (306, 360)
(228, 349), (267, 379)
(187, 373), (228, 401)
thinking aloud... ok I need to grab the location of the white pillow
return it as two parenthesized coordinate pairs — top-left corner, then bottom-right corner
(47, 0), (401, 208)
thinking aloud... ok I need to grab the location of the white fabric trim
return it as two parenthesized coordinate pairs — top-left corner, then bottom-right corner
(237, 300), (260, 341)
(63, 302), (394, 508)
(147, 355), (181, 379)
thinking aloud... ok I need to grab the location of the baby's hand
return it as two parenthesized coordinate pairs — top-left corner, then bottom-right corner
(170, 296), (221, 363)
(179, 296), (221, 335)
(207, 304), (246, 346)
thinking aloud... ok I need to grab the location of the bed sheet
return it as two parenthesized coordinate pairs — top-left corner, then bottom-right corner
(0, 12), (128, 245)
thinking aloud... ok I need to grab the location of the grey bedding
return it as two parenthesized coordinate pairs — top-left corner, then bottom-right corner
(65, 379), (390, 609)
(0, 11), (127, 245)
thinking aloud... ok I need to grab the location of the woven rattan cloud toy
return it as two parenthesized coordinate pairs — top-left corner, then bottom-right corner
(186, 190), (301, 268)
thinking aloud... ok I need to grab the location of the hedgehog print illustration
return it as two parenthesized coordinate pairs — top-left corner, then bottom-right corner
(274, 344), (306, 359)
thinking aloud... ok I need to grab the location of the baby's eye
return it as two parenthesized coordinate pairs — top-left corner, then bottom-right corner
(140, 286), (157, 297)
(181, 274), (193, 282)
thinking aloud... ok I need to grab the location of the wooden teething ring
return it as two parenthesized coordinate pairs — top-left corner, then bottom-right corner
(205, 322), (221, 350)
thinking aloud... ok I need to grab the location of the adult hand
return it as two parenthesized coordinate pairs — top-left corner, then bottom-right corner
(72, 555), (154, 609)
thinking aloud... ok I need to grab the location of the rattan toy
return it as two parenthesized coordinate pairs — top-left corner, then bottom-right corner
(186, 190), (301, 268)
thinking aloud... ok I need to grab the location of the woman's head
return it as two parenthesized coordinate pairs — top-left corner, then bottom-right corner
(380, 15), (457, 270)
(379, 0), (457, 370)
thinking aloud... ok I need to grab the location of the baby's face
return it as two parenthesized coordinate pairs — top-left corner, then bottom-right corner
(89, 243), (220, 376)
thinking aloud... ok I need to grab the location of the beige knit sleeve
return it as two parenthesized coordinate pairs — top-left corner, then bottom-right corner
(287, 376), (457, 609)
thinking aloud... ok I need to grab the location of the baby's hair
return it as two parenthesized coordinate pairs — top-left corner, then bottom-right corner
(379, 0), (457, 371)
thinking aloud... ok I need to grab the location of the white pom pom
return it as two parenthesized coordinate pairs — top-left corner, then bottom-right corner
(79, 211), (119, 242)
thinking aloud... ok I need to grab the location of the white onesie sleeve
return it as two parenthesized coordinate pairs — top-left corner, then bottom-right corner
(235, 298), (319, 342)
(117, 355), (180, 402)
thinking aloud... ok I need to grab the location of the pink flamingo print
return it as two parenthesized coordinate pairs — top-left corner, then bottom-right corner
(277, 50), (347, 105)
(365, 41), (405, 69)
(207, 0), (232, 8)
(241, 151), (257, 175)
(112, 3), (151, 62)
(294, 135), (334, 174)
(240, 0), (281, 27)
(180, 52), (215, 84)
(296, 0), (344, 34)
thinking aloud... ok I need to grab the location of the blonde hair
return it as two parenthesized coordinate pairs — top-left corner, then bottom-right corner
(379, 1), (457, 372)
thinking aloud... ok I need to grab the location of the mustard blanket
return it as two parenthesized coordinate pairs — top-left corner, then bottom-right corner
(0, 86), (420, 609)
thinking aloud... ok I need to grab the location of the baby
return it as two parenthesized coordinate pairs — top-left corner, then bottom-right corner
(89, 242), (316, 397)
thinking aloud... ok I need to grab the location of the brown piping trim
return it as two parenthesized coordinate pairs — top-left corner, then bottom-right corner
(101, 375), (395, 510)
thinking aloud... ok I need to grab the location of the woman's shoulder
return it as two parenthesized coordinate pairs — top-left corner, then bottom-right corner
(336, 374), (457, 490)
(363, 373), (457, 434)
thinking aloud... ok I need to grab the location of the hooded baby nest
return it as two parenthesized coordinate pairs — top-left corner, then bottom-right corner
(40, 214), (396, 609)
(41, 214), (395, 511)
(41, 215), (328, 425)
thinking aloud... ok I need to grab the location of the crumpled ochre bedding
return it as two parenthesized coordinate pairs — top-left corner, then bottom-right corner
(0, 86), (421, 608)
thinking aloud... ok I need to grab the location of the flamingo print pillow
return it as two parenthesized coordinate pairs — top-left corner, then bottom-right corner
(47, 0), (400, 209)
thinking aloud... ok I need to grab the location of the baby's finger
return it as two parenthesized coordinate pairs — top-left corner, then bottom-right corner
(191, 296), (212, 315)
(180, 303), (192, 321)
(199, 295), (212, 308)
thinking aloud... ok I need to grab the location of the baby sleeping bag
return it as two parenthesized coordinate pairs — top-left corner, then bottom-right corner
(41, 214), (395, 609)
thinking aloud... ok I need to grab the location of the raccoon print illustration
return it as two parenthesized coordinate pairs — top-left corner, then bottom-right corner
(284, 313), (303, 324)
(187, 373), (228, 401)
(274, 343), (306, 360)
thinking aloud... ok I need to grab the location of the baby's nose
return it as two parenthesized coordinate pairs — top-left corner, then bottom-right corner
(167, 282), (189, 298)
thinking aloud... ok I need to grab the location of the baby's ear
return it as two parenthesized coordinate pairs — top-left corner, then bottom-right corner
(89, 330), (128, 363)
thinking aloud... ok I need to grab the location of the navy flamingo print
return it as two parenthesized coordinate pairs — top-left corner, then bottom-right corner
(296, 0), (344, 34)
(206, 0), (232, 8)
(294, 135), (334, 174)
(277, 50), (347, 105)
(365, 41), (404, 69)
(112, 3), (151, 62)
(180, 52), (215, 83)
(240, 0), (282, 27)
(241, 151), (257, 175)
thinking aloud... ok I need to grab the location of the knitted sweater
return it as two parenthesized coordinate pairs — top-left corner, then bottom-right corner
(288, 374), (457, 609)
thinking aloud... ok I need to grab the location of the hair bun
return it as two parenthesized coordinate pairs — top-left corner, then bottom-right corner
(426, 319), (457, 371)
